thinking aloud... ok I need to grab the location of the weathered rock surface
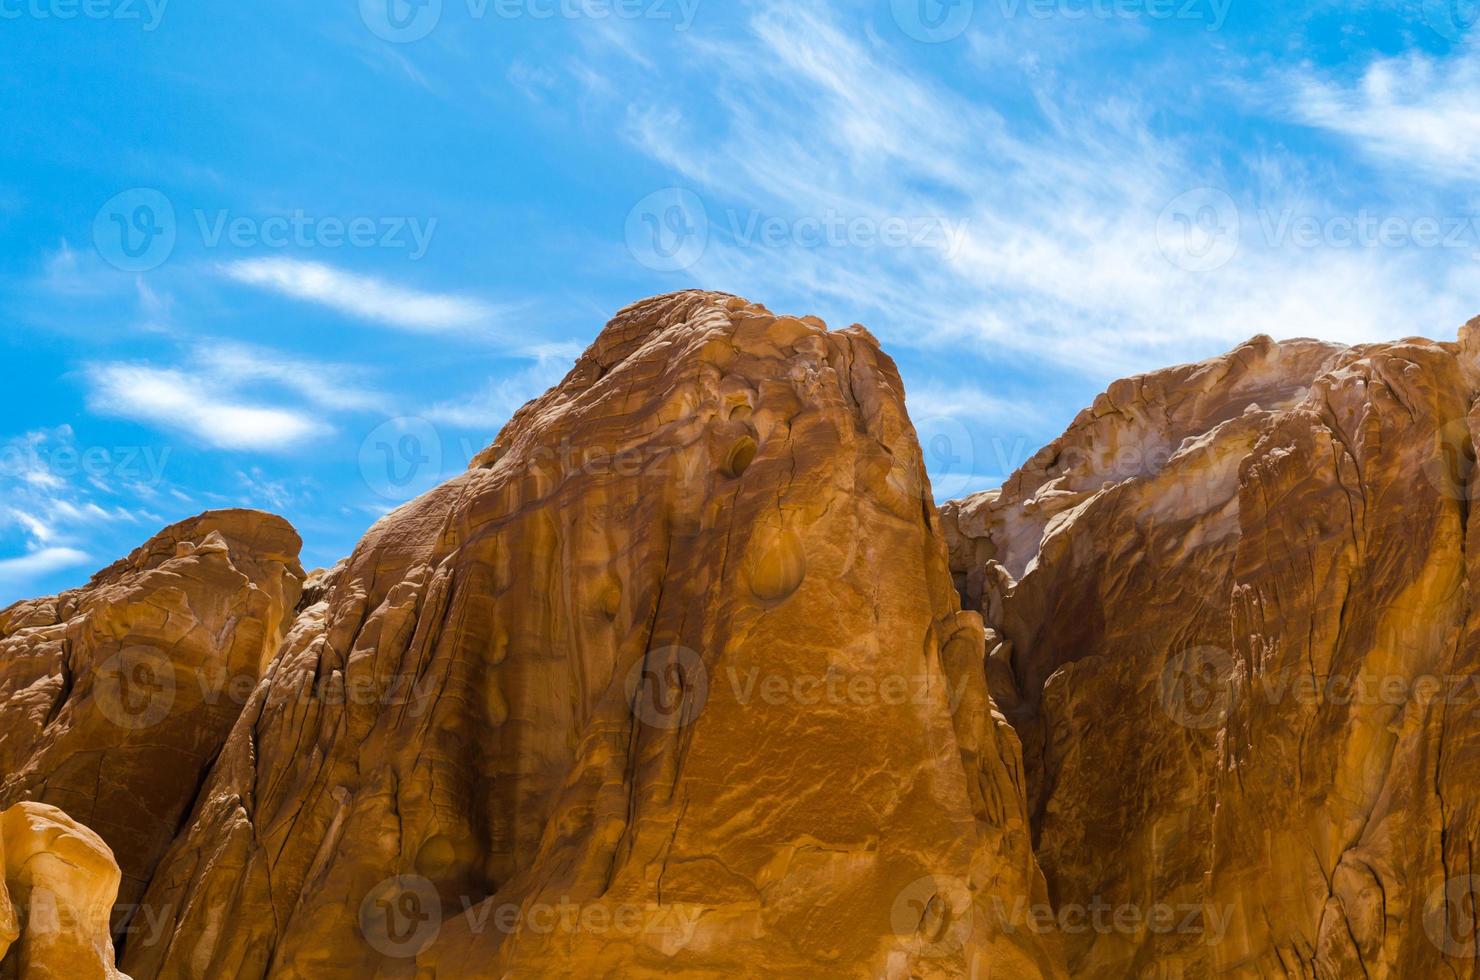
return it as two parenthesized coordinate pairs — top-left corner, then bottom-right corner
(12, 290), (1480, 979)
(122, 291), (1062, 978)
(0, 510), (304, 925)
(944, 327), (1480, 977)
(0, 801), (131, 979)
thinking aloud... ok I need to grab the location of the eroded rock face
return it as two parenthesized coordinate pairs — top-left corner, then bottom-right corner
(124, 292), (1063, 978)
(944, 329), (1480, 977)
(0, 802), (131, 979)
(0, 510), (304, 925)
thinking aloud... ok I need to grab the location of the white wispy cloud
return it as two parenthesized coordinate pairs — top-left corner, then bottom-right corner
(0, 427), (159, 594)
(0, 547), (93, 584)
(193, 341), (385, 413)
(219, 257), (498, 334)
(81, 336), (385, 454)
(1286, 51), (1480, 182)
(603, 3), (1480, 379)
(85, 363), (330, 451)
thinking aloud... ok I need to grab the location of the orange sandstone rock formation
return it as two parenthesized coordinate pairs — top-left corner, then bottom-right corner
(0, 511), (303, 923)
(122, 291), (1062, 979)
(9, 291), (1480, 979)
(944, 328), (1480, 977)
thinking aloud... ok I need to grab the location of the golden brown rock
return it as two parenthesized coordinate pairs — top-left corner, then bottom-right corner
(123, 292), (1062, 978)
(0, 510), (304, 926)
(0, 802), (131, 979)
(944, 329), (1480, 977)
(22, 291), (1480, 978)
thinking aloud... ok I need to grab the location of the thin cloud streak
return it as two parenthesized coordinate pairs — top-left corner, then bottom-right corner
(85, 363), (330, 451)
(0, 547), (93, 584)
(219, 257), (499, 334)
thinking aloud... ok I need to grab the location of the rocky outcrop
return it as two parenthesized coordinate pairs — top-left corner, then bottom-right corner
(122, 292), (1062, 978)
(0, 511), (304, 927)
(944, 327), (1480, 977)
(0, 802), (131, 979)
(11, 289), (1480, 978)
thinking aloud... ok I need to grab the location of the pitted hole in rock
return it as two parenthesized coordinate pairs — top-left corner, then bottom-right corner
(747, 526), (806, 602)
(722, 436), (758, 478)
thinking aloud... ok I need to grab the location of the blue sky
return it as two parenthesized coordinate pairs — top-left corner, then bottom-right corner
(2, 0), (1479, 603)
